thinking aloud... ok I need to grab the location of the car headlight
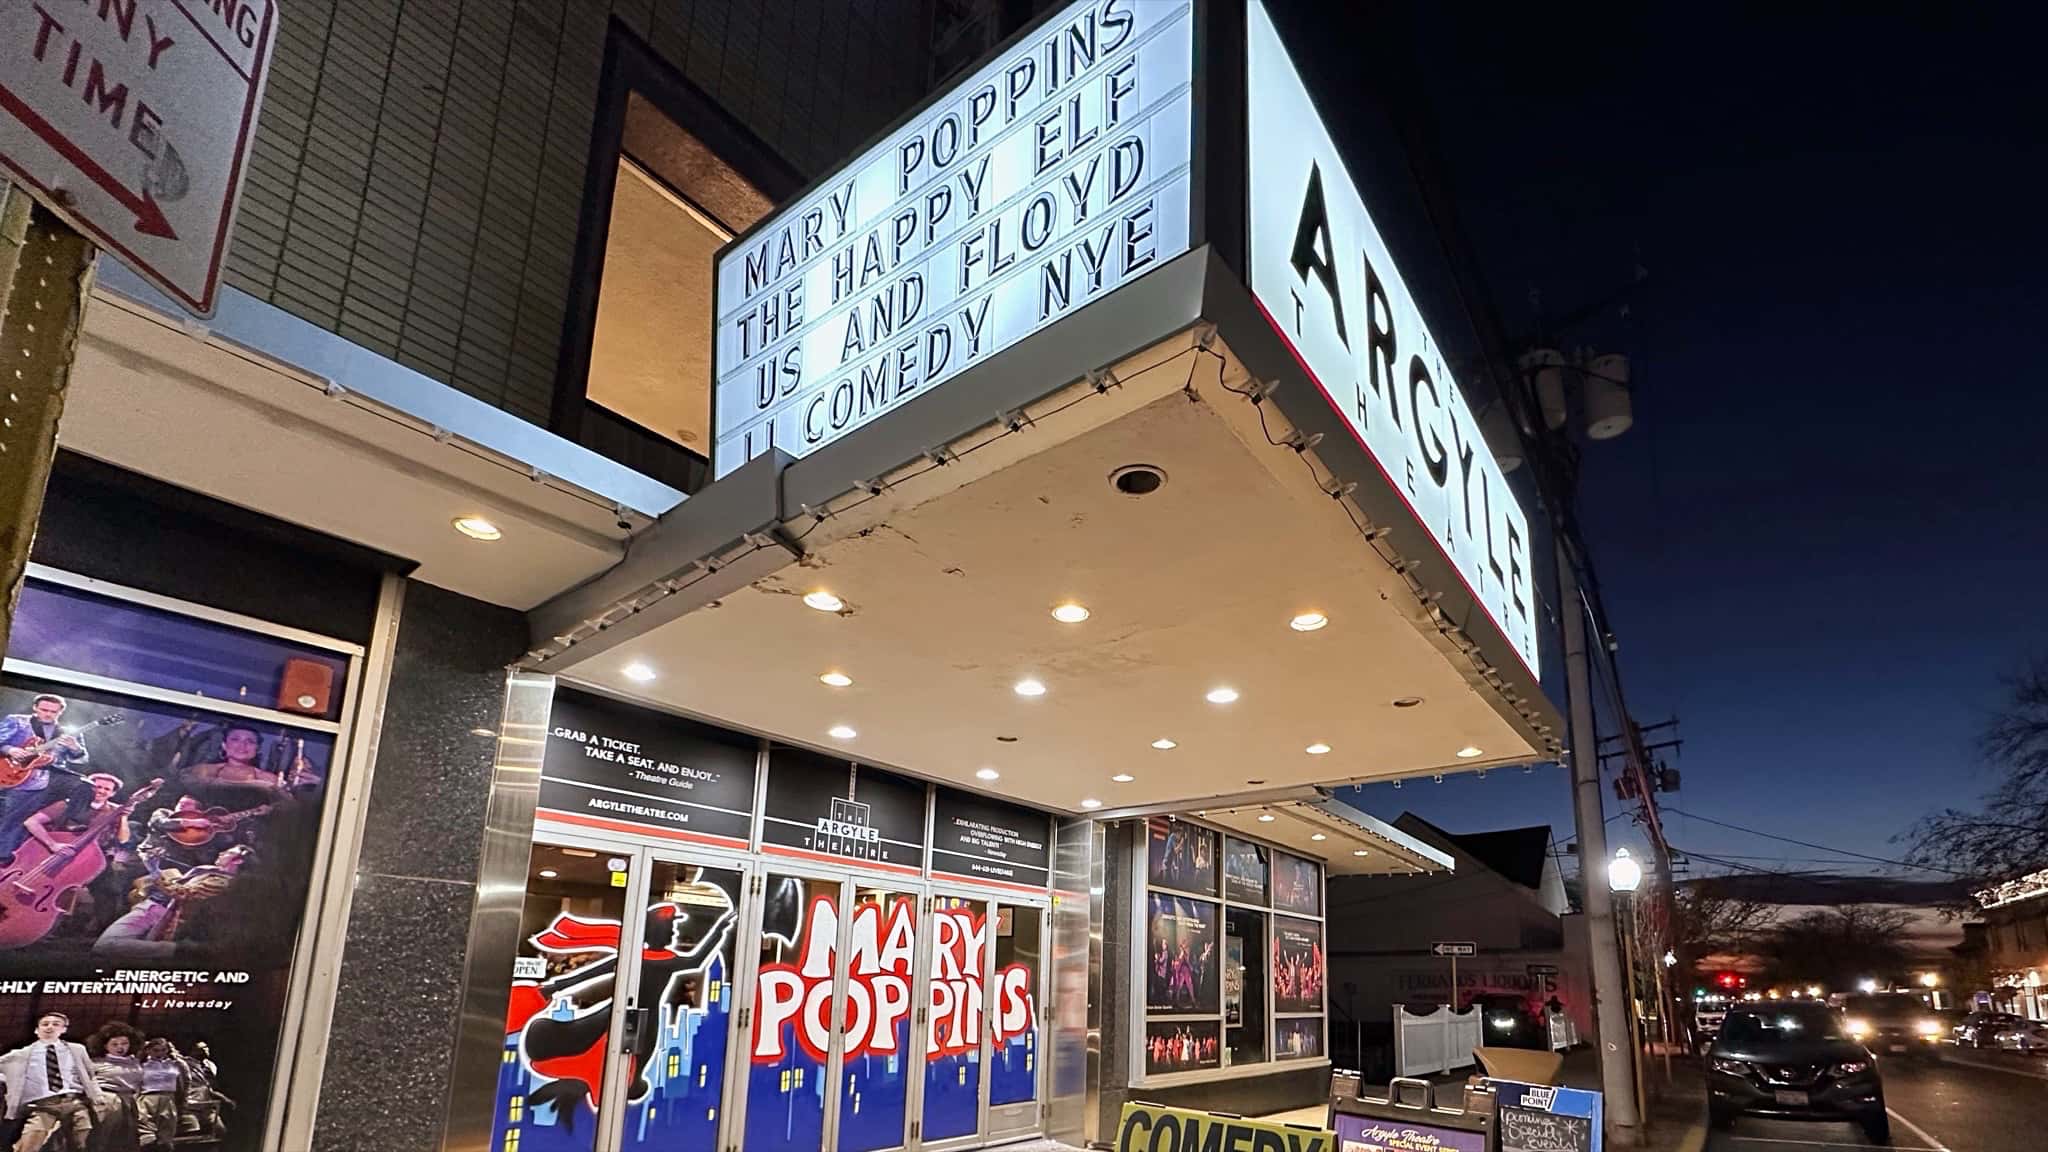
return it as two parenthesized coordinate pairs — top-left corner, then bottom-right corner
(1490, 1015), (1517, 1030)
(1915, 1019), (1942, 1036)
(1831, 1060), (1871, 1076)
(1845, 1017), (1872, 1038)
(1711, 1057), (1751, 1076)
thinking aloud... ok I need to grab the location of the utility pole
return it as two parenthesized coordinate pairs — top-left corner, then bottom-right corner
(1558, 536), (1642, 1144)
(0, 185), (96, 657)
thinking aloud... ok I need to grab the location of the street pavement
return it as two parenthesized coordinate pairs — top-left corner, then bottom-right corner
(1706, 1049), (2048, 1152)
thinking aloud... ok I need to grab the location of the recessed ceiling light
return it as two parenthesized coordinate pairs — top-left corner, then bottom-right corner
(1052, 602), (1091, 624)
(820, 671), (853, 687)
(1392, 697), (1424, 709)
(1305, 742), (1332, 755)
(1112, 773), (1135, 783)
(1014, 678), (1047, 697)
(1080, 798), (1103, 810)
(538, 868), (559, 878)
(1206, 686), (1239, 704)
(828, 725), (857, 740)
(1456, 746), (1484, 758)
(976, 767), (1001, 781)
(622, 662), (657, 683)
(1257, 813), (1276, 823)
(1352, 849), (1369, 857)
(804, 590), (845, 613)
(1152, 738), (1177, 750)
(452, 515), (501, 541)
(1311, 833), (1327, 842)
(1290, 611), (1328, 632)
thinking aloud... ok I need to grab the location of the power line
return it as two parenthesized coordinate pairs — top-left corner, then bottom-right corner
(1661, 806), (1967, 878)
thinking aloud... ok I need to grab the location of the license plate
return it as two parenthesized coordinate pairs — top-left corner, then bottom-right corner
(1774, 1090), (1810, 1106)
(1889, 1043), (1908, 1053)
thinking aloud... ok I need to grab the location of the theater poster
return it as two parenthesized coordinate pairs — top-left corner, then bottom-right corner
(1145, 894), (1218, 1013)
(0, 675), (334, 1152)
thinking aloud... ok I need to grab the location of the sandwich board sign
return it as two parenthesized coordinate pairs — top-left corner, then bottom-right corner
(0, 0), (279, 316)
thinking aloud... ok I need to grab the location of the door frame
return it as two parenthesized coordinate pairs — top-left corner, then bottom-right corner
(524, 825), (756, 1152)
(983, 899), (1051, 1141)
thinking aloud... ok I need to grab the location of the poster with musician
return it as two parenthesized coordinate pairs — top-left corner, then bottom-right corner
(1146, 816), (1217, 896)
(0, 674), (333, 1152)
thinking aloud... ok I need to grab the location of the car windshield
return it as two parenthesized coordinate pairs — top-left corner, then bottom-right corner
(1843, 994), (1928, 1020)
(1721, 1005), (1846, 1044)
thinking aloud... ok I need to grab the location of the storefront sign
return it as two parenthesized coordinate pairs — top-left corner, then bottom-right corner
(540, 688), (759, 846)
(1246, 0), (1540, 675)
(711, 0), (1196, 476)
(1116, 1103), (1332, 1152)
(931, 785), (1051, 889)
(761, 746), (928, 869)
(1331, 1112), (1487, 1152)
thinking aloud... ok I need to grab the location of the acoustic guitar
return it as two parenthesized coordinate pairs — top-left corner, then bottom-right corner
(0, 715), (124, 789)
(0, 778), (163, 949)
(166, 804), (274, 848)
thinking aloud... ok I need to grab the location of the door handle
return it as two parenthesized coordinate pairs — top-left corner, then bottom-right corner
(620, 1006), (651, 1052)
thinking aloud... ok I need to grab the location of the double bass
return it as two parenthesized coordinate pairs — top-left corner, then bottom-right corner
(0, 779), (162, 949)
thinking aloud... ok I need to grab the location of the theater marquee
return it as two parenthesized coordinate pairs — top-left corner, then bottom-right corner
(712, 0), (1195, 476)
(1246, 0), (1541, 674)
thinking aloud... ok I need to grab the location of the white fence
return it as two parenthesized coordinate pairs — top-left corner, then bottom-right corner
(1393, 1004), (1484, 1077)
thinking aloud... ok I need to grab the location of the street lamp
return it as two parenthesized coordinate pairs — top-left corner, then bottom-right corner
(1607, 847), (1649, 1115)
(1608, 847), (1643, 893)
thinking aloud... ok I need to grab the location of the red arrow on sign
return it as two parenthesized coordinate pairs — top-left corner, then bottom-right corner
(0, 82), (177, 240)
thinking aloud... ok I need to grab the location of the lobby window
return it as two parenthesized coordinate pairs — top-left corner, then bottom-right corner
(557, 26), (799, 491)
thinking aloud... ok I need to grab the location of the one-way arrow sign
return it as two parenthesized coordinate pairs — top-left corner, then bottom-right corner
(0, 0), (278, 315)
(1431, 941), (1478, 957)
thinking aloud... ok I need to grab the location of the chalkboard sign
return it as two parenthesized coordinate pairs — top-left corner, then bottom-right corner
(1500, 1106), (1593, 1152)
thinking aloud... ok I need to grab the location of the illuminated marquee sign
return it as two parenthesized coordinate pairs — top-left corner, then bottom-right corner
(1246, 0), (1540, 674)
(712, 0), (1195, 476)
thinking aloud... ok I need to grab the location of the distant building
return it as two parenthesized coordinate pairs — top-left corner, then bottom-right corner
(1974, 868), (2048, 1018)
(1326, 815), (1592, 1055)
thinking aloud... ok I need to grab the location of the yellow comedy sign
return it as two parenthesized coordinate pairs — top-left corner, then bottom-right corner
(1116, 1103), (1334, 1152)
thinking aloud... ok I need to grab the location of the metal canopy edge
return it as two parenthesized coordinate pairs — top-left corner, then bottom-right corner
(526, 448), (796, 669)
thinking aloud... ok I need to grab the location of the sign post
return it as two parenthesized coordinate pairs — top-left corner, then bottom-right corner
(0, 0), (277, 649)
(0, 186), (94, 658)
(1433, 941), (1479, 1010)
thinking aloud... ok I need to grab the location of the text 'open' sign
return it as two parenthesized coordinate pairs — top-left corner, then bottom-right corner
(0, 0), (279, 316)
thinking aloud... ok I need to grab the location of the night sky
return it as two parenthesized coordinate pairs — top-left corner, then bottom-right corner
(1297, 4), (2048, 878)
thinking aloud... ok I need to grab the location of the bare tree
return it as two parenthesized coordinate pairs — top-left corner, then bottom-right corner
(1672, 880), (1773, 962)
(1906, 660), (2048, 886)
(1760, 905), (1914, 989)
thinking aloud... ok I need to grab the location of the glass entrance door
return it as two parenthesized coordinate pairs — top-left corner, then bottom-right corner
(838, 885), (920, 1152)
(986, 902), (1046, 1138)
(918, 894), (990, 1147)
(742, 870), (845, 1152)
(611, 856), (749, 1152)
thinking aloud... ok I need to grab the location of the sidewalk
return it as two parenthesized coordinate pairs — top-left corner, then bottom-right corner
(1638, 1054), (1708, 1152)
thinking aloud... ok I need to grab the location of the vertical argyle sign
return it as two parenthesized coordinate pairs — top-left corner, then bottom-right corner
(0, 0), (278, 316)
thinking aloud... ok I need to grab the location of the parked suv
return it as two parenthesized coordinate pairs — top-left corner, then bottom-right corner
(1707, 1003), (1889, 1144)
